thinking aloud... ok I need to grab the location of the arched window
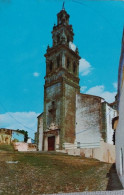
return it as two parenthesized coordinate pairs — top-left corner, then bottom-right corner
(73, 62), (76, 73)
(49, 61), (53, 71)
(67, 58), (70, 69)
(67, 36), (70, 43)
(57, 55), (60, 68)
(57, 34), (60, 43)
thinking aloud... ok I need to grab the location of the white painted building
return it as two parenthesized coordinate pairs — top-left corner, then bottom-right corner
(106, 103), (117, 144)
(116, 82), (124, 187)
(75, 94), (117, 149)
(115, 28), (124, 187)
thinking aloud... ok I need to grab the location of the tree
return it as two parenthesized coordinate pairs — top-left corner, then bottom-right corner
(16, 129), (28, 142)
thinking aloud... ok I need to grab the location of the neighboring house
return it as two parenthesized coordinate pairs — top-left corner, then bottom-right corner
(0, 128), (24, 144)
(37, 6), (117, 162)
(115, 29), (124, 187)
(0, 129), (12, 145)
(102, 101), (117, 145)
(27, 137), (35, 144)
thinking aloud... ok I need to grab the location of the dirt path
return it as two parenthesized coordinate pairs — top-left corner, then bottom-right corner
(106, 163), (123, 190)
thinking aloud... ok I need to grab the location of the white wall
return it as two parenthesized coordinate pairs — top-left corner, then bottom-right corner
(76, 94), (101, 148)
(37, 115), (43, 151)
(116, 83), (124, 187)
(106, 104), (117, 144)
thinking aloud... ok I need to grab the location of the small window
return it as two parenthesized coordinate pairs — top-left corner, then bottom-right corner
(77, 142), (80, 148)
(67, 36), (69, 43)
(67, 58), (70, 69)
(57, 34), (60, 43)
(49, 61), (53, 71)
(73, 62), (76, 73)
(57, 55), (60, 68)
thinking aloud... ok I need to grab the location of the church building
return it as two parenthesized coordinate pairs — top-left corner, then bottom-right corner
(37, 5), (117, 156)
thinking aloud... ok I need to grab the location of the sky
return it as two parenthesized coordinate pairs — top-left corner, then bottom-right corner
(0, 0), (124, 138)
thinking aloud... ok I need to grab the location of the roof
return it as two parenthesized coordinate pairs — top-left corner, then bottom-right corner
(79, 93), (105, 101)
(37, 112), (43, 118)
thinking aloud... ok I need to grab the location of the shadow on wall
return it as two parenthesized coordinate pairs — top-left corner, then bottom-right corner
(106, 163), (123, 190)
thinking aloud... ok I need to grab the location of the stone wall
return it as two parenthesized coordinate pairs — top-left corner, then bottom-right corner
(66, 140), (115, 163)
(44, 82), (62, 131)
(64, 83), (76, 143)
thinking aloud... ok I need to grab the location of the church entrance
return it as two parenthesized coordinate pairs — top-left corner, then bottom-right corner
(48, 136), (55, 151)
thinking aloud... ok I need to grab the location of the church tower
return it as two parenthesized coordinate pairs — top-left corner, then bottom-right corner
(43, 5), (80, 151)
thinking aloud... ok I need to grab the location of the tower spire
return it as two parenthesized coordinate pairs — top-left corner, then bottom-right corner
(62, 1), (65, 10)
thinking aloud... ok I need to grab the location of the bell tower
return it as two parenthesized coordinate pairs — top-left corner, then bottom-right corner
(43, 5), (80, 151)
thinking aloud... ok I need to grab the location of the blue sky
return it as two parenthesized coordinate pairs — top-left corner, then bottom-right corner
(0, 0), (124, 138)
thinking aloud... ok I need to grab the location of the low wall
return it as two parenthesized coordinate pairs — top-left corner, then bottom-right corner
(66, 140), (115, 163)
(13, 142), (28, 151)
(13, 142), (37, 151)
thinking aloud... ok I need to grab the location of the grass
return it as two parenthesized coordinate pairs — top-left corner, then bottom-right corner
(0, 144), (14, 152)
(0, 150), (112, 194)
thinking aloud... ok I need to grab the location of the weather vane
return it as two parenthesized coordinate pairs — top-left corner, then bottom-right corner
(62, 1), (65, 10)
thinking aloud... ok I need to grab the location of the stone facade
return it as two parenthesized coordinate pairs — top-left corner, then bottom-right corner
(43, 6), (80, 150)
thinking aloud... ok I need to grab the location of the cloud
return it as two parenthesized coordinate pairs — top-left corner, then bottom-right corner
(79, 58), (92, 76)
(69, 42), (76, 52)
(33, 72), (40, 77)
(113, 82), (117, 90)
(0, 112), (40, 138)
(80, 86), (87, 92)
(86, 85), (104, 95)
(85, 85), (116, 103)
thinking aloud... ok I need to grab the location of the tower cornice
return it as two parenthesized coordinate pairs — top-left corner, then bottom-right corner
(44, 76), (80, 91)
(44, 67), (80, 82)
(44, 44), (81, 60)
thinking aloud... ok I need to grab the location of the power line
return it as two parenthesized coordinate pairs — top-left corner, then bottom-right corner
(0, 102), (36, 132)
(71, 0), (121, 42)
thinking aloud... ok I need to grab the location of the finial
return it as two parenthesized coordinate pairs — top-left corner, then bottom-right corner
(62, 1), (65, 10)
(47, 45), (50, 51)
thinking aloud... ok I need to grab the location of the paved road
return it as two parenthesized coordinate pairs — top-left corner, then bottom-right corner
(49, 191), (124, 195)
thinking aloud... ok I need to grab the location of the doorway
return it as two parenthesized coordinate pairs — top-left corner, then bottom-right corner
(48, 136), (55, 151)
